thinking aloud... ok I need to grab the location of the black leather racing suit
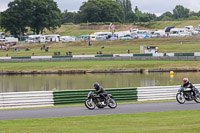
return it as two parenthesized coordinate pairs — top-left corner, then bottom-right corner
(182, 82), (196, 96)
(95, 86), (108, 102)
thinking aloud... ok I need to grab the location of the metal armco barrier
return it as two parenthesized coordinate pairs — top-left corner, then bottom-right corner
(137, 84), (200, 101)
(53, 88), (137, 105)
(1, 85), (200, 109)
(2, 53), (200, 62)
(0, 91), (54, 109)
(1, 52), (200, 61)
(138, 86), (178, 101)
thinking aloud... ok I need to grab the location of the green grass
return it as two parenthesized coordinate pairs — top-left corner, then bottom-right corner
(2, 36), (200, 57)
(0, 60), (200, 71)
(0, 110), (200, 133)
(136, 20), (200, 29)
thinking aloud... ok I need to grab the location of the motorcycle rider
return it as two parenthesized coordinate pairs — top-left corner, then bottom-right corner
(182, 78), (199, 97)
(93, 82), (108, 105)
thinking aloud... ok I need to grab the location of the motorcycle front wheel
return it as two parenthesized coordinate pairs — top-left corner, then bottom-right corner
(176, 93), (185, 104)
(108, 98), (117, 109)
(85, 99), (95, 110)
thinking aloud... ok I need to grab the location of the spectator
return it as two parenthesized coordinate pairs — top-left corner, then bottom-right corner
(89, 41), (92, 46)
(69, 51), (72, 56)
(45, 47), (49, 52)
(25, 47), (30, 51)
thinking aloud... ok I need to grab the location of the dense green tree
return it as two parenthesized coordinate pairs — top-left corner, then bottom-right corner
(158, 11), (173, 21)
(189, 11), (200, 17)
(0, 13), (1, 26)
(134, 6), (156, 22)
(173, 5), (190, 19)
(61, 10), (76, 24)
(79, 0), (124, 22)
(0, 0), (32, 36)
(116, 0), (134, 22)
(0, 0), (61, 36)
(73, 11), (83, 24)
(29, 0), (61, 34)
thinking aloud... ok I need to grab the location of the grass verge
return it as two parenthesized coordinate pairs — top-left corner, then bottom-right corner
(0, 110), (200, 133)
(2, 36), (200, 57)
(0, 60), (200, 71)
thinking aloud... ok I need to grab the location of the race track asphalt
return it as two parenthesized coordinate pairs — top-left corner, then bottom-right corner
(1, 101), (200, 120)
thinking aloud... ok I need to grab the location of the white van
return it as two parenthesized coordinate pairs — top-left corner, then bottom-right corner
(184, 26), (194, 32)
(169, 28), (192, 37)
(90, 35), (96, 41)
(152, 30), (166, 38)
(28, 35), (45, 43)
(5, 37), (18, 45)
(60, 36), (76, 42)
(45, 34), (60, 42)
(94, 32), (112, 40)
(115, 31), (130, 38)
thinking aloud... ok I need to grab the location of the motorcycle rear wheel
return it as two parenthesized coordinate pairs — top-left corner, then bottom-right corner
(194, 93), (200, 103)
(85, 99), (95, 110)
(176, 93), (185, 104)
(108, 98), (117, 109)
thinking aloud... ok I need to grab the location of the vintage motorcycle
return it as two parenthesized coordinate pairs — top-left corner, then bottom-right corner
(176, 87), (200, 104)
(85, 91), (117, 110)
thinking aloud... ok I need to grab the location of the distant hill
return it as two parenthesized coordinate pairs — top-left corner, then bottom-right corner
(47, 20), (200, 36)
(2, 20), (200, 37)
(134, 20), (200, 30)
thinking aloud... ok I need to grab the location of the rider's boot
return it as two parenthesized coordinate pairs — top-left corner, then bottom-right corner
(195, 90), (200, 98)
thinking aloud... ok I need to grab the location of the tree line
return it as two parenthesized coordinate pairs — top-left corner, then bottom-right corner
(1, 0), (200, 37)
(62, 0), (200, 24)
(0, 0), (61, 37)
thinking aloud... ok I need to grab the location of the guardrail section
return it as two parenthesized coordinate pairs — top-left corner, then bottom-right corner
(137, 86), (178, 101)
(53, 88), (137, 105)
(0, 91), (54, 109)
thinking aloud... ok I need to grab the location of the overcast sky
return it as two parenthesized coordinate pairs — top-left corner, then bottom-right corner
(1, 0), (200, 16)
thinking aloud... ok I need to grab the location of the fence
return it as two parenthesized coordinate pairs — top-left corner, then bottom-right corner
(138, 86), (178, 101)
(0, 52), (200, 62)
(53, 88), (137, 105)
(0, 91), (54, 109)
(0, 85), (200, 109)
(138, 84), (200, 101)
